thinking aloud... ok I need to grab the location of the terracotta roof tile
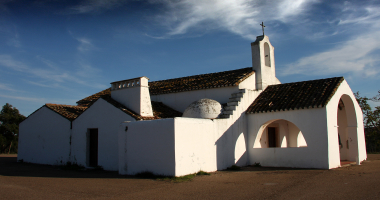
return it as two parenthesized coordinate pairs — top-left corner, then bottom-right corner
(45, 104), (88, 121)
(148, 67), (254, 95)
(77, 67), (254, 105)
(100, 96), (182, 120)
(76, 88), (111, 106)
(246, 77), (344, 114)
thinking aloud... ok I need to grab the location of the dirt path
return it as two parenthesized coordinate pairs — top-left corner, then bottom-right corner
(1, 154), (379, 199)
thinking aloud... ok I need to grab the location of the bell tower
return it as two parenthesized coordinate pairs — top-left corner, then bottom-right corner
(251, 35), (278, 90)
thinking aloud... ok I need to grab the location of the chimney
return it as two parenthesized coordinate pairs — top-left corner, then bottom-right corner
(110, 77), (153, 117)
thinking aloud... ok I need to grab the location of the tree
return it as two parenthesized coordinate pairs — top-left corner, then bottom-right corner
(0, 103), (26, 154)
(355, 91), (380, 153)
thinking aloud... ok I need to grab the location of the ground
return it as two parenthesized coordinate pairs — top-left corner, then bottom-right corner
(0, 154), (379, 199)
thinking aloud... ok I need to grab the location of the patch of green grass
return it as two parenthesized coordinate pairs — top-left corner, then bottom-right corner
(196, 170), (211, 175)
(226, 164), (241, 171)
(135, 170), (211, 182)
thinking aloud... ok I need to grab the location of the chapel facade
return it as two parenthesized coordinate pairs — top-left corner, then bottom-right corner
(18, 35), (367, 176)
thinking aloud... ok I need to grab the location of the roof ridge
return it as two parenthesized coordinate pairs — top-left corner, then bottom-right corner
(149, 67), (253, 83)
(44, 103), (88, 121)
(268, 76), (343, 87)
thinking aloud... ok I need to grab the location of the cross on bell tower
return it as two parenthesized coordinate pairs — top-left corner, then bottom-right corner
(260, 22), (265, 36)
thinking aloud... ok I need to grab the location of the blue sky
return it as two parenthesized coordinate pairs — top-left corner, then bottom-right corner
(1, 0), (379, 116)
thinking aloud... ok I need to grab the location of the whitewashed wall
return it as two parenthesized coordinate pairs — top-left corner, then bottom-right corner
(247, 80), (367, 169)
(248, 108), (330, 169)
(119, 89), (261, 176)
(151, 86), (240, 113)
(72, 98), (135, 171)
(18, 107), (71, 165)
(119, 119), (176, 176)
(325, 80), (366, 168)
(174, 118), (217, 176)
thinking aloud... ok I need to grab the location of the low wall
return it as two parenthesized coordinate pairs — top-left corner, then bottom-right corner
(119, 119), (176, 176)
(174, 118), (218, 176)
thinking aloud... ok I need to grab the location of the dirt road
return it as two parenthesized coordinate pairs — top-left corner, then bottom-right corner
(1, 154), (379, 199)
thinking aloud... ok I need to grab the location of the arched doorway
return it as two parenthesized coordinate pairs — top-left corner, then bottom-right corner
(254, 119), (307, 148)
(337, 94), (359, 164)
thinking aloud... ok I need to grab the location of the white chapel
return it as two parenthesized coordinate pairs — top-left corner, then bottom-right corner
(18, 35), (367, 176)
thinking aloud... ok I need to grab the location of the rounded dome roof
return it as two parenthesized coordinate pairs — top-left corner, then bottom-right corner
(182, 98), (222, 119)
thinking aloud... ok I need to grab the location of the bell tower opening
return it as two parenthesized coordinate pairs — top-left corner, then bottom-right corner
(264, 42), (271, 67)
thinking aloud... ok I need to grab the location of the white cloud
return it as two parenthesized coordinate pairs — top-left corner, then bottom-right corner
(338, 3), (380, 25)
(280, 32), (380, 77)
(150, 0), (318, 39)
(280, 3), (380, 78)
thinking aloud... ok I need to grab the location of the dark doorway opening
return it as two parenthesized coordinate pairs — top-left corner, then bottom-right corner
(268, 127), (277, 147)
(89, 129), (98, 167)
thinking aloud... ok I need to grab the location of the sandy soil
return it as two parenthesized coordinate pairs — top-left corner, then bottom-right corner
(0, 154), (379, 199)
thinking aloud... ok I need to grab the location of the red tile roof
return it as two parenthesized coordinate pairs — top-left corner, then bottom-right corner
(148, 67), (254, 95)
(77, 67), (255, 105)
(246, 77), (344, 114)
(45, 104), (88, 121)
(77, 88), (111, 106)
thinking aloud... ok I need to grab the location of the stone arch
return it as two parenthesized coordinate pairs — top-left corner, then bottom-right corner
(264, 42), (271, 67)
(253, 119), (307, 148)
(337, 94), (359, 162)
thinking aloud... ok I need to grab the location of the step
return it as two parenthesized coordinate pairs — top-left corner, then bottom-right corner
(239, 89), (247, 93)
(227, 102), (239, 106)
(219, 114), (231, 119)
(224, 106), (236, 111)
(231, 93), (244, 98)
(223, 110), (234, 115)
(229, 97), (241, 102)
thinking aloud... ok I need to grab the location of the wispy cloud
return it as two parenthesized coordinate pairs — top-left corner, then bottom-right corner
(0, 83), (18, 92)
(280, 2), (380, 78)
(68, 31), (98, 53)
(76, 37), (98, 52)
(149, 0), (319, 39)
(0, 55), (29, 71)
(0, 94), (46, 103)
(0, 55), (105, 89)
(68, 0), (128, 14)
(280, 32), (380, 77)
(7, 32), (21, 48)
